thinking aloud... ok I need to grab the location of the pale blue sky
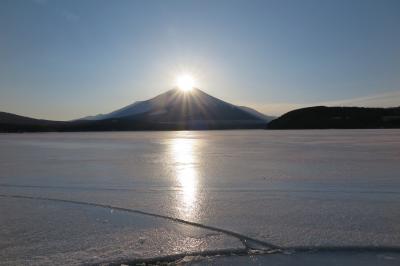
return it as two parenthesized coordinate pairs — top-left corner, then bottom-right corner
(1, 0), (399, 119)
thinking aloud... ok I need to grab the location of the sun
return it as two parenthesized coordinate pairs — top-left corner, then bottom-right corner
(176, 74), (195, 92)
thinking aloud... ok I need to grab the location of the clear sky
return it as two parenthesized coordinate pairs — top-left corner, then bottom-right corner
(1, 0), (399, 120)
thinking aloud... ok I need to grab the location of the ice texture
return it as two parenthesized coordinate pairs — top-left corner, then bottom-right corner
(0, 130), (400, 264)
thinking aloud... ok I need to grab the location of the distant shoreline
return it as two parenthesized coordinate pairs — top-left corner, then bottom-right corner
(2, 106), (400, 133)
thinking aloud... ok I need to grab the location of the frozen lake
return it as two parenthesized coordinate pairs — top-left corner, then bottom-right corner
(1, 130), (400, 265)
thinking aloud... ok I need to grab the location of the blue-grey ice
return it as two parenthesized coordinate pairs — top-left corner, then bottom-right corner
(1, 130), (400, 264)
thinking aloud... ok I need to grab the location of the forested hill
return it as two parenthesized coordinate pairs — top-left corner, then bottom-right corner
(267, 106), (400, 129)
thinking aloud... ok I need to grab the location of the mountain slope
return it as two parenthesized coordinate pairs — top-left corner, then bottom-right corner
(0, 88), (269, 132)
(74, 88), (267, 130)
(80, 88), (271, 122)
(267, 106), (400, 129)
(0, 112), (63, 132)
(0, 112), (37, 125)
(79, 100), (151, 121)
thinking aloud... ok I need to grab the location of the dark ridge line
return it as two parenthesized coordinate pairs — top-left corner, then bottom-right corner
(1, 183), (400, 195)
(0, 194), (281, 251)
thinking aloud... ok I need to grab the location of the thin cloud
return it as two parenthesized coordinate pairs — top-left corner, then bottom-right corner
(253, 91), (400, 116)
(323, 91), (400, 107)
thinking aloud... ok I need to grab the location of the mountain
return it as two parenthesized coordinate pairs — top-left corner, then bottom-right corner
(0, 111), (46, 125)
(79, 100), (151, 121)
(0, 88), (270, 132)
(267, 106), (400, 129)
(73, 88), (267, 130)
(0, 112), (63, 132)
(79, 88), (272, 123)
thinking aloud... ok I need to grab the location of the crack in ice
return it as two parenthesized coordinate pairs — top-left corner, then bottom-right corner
(0, 194), (281, 256)
(3, 194), (398, 265)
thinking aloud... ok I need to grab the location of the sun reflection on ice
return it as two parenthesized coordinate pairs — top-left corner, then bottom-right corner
(169, 136), (199, 219)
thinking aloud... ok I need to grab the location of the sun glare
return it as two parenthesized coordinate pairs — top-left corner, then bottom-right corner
(176, 74), (195, 92)
(169, 137), (199, 219)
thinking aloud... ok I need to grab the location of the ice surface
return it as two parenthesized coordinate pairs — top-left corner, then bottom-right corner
(0, 130), (400, 263)
(189, 251), (400, 266)
(0, 197), (242, 265)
